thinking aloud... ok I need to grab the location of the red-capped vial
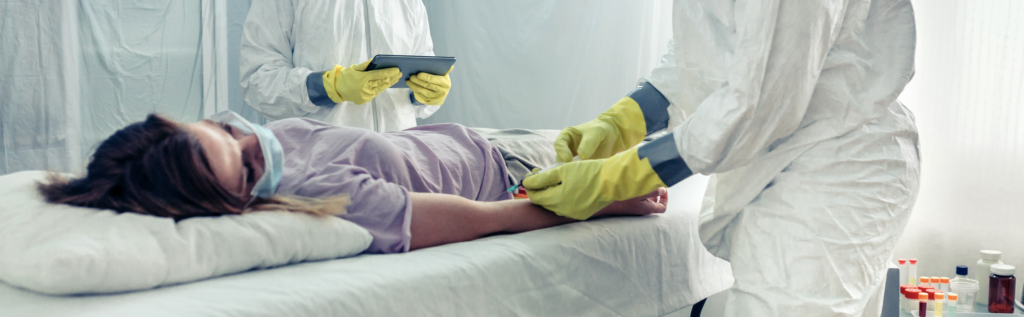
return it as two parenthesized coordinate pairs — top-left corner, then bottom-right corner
(903, 288), (921, 313)
(909, 258), (919, 285)
(899, 259), (908, 288)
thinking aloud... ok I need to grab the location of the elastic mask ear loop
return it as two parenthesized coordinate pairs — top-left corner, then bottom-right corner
(244, 195), (258, 210)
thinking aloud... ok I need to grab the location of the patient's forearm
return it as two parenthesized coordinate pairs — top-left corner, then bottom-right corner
(407, 188), (668, 251)
(484, 199), (577, 233)
(407, 193), (574, 251)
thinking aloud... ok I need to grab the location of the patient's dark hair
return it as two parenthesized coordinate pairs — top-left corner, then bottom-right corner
(38, 114), (347, 220)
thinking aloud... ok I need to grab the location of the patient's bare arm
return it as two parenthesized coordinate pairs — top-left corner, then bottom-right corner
(407, 188), (669, 251)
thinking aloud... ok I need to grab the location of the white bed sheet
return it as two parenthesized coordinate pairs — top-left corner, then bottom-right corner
(0, 177), (732, 317)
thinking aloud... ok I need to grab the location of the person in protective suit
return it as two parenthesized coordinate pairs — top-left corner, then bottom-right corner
(240, 0), (452, 132)
(524, 0), (920, 315)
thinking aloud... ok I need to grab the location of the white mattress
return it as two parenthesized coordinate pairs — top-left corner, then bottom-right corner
(0, 177), (732, 317)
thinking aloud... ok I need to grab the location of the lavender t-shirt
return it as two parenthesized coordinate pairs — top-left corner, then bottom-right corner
(266, 118), (512, 254)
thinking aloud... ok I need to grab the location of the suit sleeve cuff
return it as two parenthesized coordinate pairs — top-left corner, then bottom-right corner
(306, 71), (337, 106)
(409, 90), (425, 106)
(627, 82), (671, 136)
(637, 132), (692, 187)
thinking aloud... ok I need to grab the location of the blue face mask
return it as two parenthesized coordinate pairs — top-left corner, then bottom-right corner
(207, 111), (284, 205)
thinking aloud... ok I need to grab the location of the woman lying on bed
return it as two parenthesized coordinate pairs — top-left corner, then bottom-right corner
(38, 112), (667, 254)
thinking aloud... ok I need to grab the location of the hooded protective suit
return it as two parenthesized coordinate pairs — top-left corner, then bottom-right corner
(240, 0), (439, 132)
(527, 0), (920, 315)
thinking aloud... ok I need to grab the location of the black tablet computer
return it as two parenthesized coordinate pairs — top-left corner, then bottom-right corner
(364, 55), (456, 89)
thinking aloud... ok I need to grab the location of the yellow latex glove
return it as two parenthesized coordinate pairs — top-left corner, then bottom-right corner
(553, 97), (646, 163)
(407, 66), (453, 105)
(522, 147), (666, 220)
(322, 59), (402, 105)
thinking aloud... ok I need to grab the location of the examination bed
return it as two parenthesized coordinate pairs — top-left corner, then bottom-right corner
(0, 178), (732, 317)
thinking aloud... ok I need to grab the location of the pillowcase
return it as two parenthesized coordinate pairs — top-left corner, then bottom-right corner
(0, 171), (371, 295)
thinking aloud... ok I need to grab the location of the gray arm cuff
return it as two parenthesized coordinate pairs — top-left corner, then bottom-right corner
(637, 132), (692, 187)
(306, 71), (335, 106)
(627, 82), (671, 136)
(409, 90), (425, 106)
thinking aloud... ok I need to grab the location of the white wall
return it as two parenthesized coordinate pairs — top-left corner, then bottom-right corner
(895, 0), (1024, 296)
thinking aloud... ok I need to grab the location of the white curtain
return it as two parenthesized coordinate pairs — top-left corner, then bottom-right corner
(0, 0), (256, 175)
(76, 0), (205, 160)
(206, 0), (263, 124)
(1, 0), (84, 174)
(419, 0), (674, 129)
(894, 0), (1024, 294)
(225, 0), (263, 125)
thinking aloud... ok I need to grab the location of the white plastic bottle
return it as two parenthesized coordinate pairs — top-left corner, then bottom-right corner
(975, 250), (1003, 305)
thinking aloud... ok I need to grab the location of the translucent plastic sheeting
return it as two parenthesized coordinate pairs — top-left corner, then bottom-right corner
(0, 0), (203, 174)
(225, 0), (265, 125)
(419, 0), (673, 130)
(0, 1), (84, 174)
(203, 0), (264, 125)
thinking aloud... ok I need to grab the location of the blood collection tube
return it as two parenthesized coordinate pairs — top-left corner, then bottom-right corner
(918, 292), (928, 317)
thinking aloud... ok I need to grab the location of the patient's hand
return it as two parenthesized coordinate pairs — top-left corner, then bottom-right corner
(591, 187), (669, 218)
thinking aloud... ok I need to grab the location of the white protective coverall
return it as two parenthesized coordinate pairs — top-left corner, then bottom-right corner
(240, 0), (439, 132)
(643, 0), (920, 315)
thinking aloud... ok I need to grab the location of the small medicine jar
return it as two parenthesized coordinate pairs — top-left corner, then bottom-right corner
(987, 264), (1015, 313)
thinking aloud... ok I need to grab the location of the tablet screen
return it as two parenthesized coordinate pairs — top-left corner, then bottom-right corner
(364, 55), (456, 89)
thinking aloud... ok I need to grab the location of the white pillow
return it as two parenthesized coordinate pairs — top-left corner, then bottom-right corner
(0, 171), (372, 295)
